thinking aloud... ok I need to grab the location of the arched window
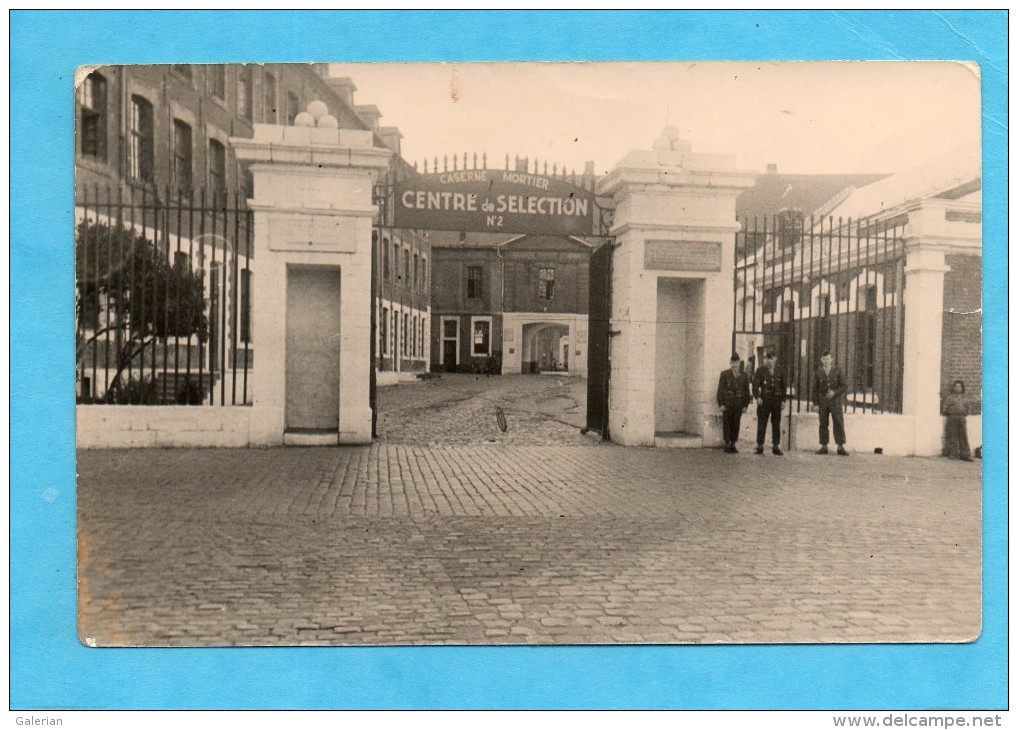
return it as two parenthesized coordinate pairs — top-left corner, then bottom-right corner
(208, 139), (227, 202)
(78, 72), (107, 161)
(128, 95), (154, 182)
(172, 119), (193, 198)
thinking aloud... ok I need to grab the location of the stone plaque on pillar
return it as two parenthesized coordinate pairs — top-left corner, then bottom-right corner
(644, 240), (722, 272)
(267, 213), (358, 253)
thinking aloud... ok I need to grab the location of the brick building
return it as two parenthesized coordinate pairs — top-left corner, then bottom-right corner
(75, 64), (422, 401)
(820, 145), (982, 415)
(429, 231), (600, 376)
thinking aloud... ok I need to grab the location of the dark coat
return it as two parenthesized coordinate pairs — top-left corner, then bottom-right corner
(717, 368), (752, 409)
(812, 365), (847, 406)
(753, 365), (786, 403)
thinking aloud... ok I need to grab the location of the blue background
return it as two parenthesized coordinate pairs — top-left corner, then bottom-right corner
(10, 10), (1007, 710)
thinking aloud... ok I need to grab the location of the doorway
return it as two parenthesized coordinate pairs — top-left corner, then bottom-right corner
(654, 278), (705, 437)
(285, 266), (341, 432)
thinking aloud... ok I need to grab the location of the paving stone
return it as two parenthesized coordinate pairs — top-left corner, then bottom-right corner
(77, 373), (982, 646)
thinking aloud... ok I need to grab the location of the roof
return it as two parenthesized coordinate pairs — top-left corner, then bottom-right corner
(426, 231), (595, 250)
(736, 172), (888, 221)
(823, 142), (981, 221)
(425, 231), (521, 249)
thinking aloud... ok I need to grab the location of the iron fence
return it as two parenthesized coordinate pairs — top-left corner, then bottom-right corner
(734, 213), (906, 415)
(75, 186), (253, 405)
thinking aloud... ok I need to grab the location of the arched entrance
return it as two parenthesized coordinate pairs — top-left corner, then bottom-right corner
(369, 157), (614, 440)
(522, 322), (570, 373)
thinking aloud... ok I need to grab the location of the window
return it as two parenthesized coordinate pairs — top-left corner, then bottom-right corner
(391, 242), (398, 282)
(128, 95), (154, 182)
(472, 318), (491, 356)
(421, 257), (427, 291)
(172, 119), (193, 198)
(381, 307), (388, 356)
(420, 319), (425, 358)
(208, 139), (227, 199)
(467, 266), (483, 299)
(382, 239), (390, 279)
(240, 269), (252, 343)
(814, 294), (831, 364)
(78, 72), (106, 161)
(286, 91), (300, 125)
(858, 286), (877, 389)
(237, 66), (252, 119)
(403, 313), (409, 356)
(404, 248), (410, 286)
(412, 315), (417, 357)
(538, 267), (555, 300)
(444, 319), (457, 338)
(263, 71), (277, 123)
(413, 253), (419, 290)
(208, 66), (226, 99)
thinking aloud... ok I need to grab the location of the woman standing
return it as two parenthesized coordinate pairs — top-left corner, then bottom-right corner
(942, 379), (974, 462)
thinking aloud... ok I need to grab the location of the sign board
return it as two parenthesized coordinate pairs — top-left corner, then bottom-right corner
(393, 170), (595, 236)
(644, 240), (722, 272)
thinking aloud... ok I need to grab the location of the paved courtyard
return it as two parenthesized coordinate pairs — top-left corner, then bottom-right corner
(77, 375), (982, 647)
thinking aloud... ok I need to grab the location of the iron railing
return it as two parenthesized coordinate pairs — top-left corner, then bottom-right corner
(734, 213), (906, 415)
(75, 186), (253, 405)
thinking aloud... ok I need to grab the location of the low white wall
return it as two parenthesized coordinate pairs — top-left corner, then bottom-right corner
(786, 412), (983, 457)
(77, 405), (253, 449)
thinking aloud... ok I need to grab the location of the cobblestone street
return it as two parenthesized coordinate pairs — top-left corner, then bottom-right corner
(78, 374), (981, 647)
(375, 373), (591, 446)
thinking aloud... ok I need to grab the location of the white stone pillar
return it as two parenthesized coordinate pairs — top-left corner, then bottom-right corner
(902, 245), (951, 454)
(232, 114), (391, 446)
(598, 130), (755, 446)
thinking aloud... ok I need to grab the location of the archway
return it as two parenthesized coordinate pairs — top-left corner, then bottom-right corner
(522, 322), (570, 373)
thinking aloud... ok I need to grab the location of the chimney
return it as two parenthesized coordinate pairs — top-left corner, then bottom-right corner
(379, 126), (403, 156)
(355, 104), (382, 135)
(325, 76), (357, 108)
(766, 163), (778, 174)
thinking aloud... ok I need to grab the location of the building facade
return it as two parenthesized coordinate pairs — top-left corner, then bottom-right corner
(428, 231), (600, 377)
(732, 144), (981, 453)
(75, 64), (426, 403)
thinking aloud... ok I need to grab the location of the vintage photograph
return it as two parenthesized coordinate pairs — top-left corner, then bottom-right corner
(75, 61), (982, 647)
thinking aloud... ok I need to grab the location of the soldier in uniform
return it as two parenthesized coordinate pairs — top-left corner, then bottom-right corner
(812, 350), (849, 455)
(716, 353), (752, 453)
(753, 350), (785, 455)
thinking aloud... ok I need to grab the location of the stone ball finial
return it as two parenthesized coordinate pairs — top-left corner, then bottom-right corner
(317, 114), (339, 129)
(655, 124), (692, 154)
(307, 100), (328, 121)
(294, 111), (315, 127)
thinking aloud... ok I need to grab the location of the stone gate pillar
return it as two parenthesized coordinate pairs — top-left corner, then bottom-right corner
(901, 241), (951, 455)
(598, 128), (755, 447)
(232, 103), (391, 446)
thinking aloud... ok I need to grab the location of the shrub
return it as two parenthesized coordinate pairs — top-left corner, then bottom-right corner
(104, 376), (158, 405)
(176, 378), (206, 406)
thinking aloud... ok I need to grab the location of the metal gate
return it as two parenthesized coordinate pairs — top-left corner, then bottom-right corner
(734, 212), (906, 449)
(370, 154), (616, 439)
(585, 241), (613, 440)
